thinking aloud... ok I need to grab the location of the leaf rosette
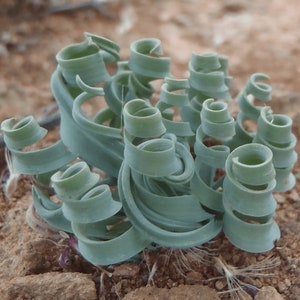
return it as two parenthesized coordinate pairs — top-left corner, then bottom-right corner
(0, 34), (297, 266)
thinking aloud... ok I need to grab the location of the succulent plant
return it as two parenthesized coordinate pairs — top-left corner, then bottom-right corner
(1, 33), (297, 265)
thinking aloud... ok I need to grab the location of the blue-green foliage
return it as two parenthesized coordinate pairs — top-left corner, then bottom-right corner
(0, 33), (297, 265)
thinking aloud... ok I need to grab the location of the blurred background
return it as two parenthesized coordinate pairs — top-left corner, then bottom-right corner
(0, 0), (299, 151)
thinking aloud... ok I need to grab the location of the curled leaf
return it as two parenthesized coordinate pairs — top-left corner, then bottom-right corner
(237, 73), (272, 121)
(51, 162), (99, 200)
(128, 38), (171, 80)
(0, 116), (76, 174)
(56, 33), (119, 86)
(123, 98), (166, 139)
(254, 106), (297, 191)
(188, 52), (231, 101)
(222, 143), (280, 253)
(191, 99), (234, 213)
(72, 75), (122, 139)
(156, 78), (194, 137)
(119, 99), (221, 248)
(72, 224), (150, 266)
(181, 52), (231, 131)
(51, 69), (124, 177)
(200, 98), (235, 141)
(51, 162), (122, 224)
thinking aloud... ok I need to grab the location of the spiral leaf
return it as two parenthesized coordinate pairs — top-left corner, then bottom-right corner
(119, 99), (221, 247)
(1, 116), (76, 174)
(222, 143), (280, 253)
(56, 33), (119, 86)
(72, 224), (150, 266)
(123, 98), (166, 138)
(51, 162), (122, 224)
(227, 112), (255, 150)
(181, 52), (231, 131)
(83, 32), (121, 62)
(72, 75), (122, 139)
(104, 70), (136, 116)
(1, 116), (47, 149)
(188, 52), (231, 101)
(191, 99), (235, 212)
(200, 98), (235, 141)
(254, 107), (297, 191)
(51, 69), (124, 178)
(33, 161), (151, 265)
(33, 185), (73, 233)
(128, 38), (171, 80)
(156, 78), (194, 137)
(119, 163), (222, 248)
(237, 73), (272, 121)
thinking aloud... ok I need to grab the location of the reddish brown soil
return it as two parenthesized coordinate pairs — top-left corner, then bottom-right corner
(0, 1), (300, 299)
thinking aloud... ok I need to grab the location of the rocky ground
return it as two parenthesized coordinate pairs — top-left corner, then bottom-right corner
(0, 0), (300, 299)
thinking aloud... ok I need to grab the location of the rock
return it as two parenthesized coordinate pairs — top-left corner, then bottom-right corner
(277, 281), (288, 293)
(123, 284), (220, 300)
(290, 283), (300, 300)
(112, 262), (141, 278)
(0, 232), (60, 279)
(254, 286), (284, 300)
(0, 272), (97, 300)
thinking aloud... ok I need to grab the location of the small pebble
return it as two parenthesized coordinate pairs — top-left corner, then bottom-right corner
(112, 262), (140, 278)
(277, 281), (287, 293)
(185, 271), (201, 283)
(284, 278), (291, 287)
(254, 286), (284, 300)
(215, 280), (226, 291)
(288, 189), (300, 202)
(274, 193), (285, 204)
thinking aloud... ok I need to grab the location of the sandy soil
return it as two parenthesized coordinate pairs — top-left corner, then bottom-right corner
(0, 0), (300, 299)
